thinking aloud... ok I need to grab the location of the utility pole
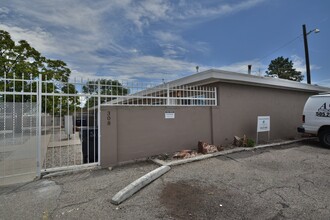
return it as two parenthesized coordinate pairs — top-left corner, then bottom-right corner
(302, 24), (311, 84)
(302, 24), (319, 84)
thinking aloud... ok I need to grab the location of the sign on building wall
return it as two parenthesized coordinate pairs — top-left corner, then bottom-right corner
(165, 112), (175, 119)
(257, 116), (270, 132)
(256, 116), (270, 144)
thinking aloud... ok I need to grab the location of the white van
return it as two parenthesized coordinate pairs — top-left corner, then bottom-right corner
(298, 94), (330, 147)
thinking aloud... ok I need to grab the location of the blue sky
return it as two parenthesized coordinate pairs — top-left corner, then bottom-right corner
(1, 0), (329, 86)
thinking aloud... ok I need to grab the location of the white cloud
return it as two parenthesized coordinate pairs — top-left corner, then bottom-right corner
(315, 78), (330, 88)
(124, 0), (171, 31)
(119, 0), (266, 31)
(67, 55), (288, 85)
(147, 0), (265, 58)
(0, 24), (58, 53)
(206, 0), (265, 17)
(1, 0), (128, 53)
(0, 7), (9, 15)
(152, 31), (209, 58)
(69, 70), (102, 81)
(0, 0), (267, 82)
(105, 55), (197, 80)
(102, 56), (269, 82)
(171, 0), (266, 22)
(66, 54), (199, 82)
(7, 0), (110, 32)
(291, 55), (306, 75)
(291, 54), (321, 80)
(162, 46), (184, 58)
(153, 31), (183, 43)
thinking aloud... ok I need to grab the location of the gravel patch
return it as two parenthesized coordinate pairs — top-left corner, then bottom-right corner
(43, 144), (82, 169)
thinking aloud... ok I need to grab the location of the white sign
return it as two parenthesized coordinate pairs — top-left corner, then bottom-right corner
(257, 116), (270, 132)
(165, 112), (175, 119)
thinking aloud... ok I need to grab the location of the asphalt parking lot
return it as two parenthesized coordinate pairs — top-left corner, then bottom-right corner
(0, 140), (329, 220)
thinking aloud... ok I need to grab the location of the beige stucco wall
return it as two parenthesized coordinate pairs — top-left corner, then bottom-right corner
(100, 82), (316, 167)
(100, 106), (212, 167)
(211, 82), (315, 145)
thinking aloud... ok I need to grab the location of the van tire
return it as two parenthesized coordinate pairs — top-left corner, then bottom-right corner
(319, 129), (330, 148)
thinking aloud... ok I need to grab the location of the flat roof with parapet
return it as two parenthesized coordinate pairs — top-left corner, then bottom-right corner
(102, 69), (330, 106)
(166, 69), (330, 93)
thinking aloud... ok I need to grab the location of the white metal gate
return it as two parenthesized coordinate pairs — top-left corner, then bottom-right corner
(40, 76), (102, 174)
(1, 73), (217, 185)
(1, 74), (110, 184)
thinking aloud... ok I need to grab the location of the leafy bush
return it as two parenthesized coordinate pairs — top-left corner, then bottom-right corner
(246, 139), (255, 147)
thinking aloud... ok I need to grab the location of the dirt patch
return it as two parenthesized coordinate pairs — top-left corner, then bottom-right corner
(159, 180), (246, 220)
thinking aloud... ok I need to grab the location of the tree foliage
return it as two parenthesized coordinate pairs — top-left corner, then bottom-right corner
(82, 79), (129, 108)
(265, 56), (303, 82)
(0, 30), (79, 114)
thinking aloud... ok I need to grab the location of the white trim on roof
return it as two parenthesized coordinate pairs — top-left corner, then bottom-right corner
(101, 69), (330, 106)
(166, 69), (330, 93)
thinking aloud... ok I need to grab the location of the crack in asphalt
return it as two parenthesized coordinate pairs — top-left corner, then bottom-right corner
(298, 176), (316, 186)
(310, 205), (329, 213)
(0, 181), (34, 195)
(57, 197), (97, 210)
(269, 209), (286, 220)
(274, 192), (287, 202)
(297, 183), (318, 203)
(257, 182), (320, 204)
(257, 186), (296, 195)
(49, 181), (64, 219)
(223, 155), (241, 163)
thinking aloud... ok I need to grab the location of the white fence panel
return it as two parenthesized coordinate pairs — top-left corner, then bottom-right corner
(1, 73), (217, 184)
(0, 75), (40, 185)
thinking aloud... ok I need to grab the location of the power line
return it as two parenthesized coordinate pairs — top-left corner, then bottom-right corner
(258, 35), (303, 63)
(236, 34), (303, 74)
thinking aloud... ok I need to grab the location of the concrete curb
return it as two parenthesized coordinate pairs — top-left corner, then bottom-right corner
(111, 165), (171, 205)
(151, 158), (167, 166)
(111, 138), (314, 205)
(42, 166), (99, 179)
(164, 154), (213, 166)
(151, 138), (315, 167)
(253, 138), (316, 149)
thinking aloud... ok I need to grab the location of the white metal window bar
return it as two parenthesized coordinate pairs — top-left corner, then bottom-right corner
(1, 73), (217, 181)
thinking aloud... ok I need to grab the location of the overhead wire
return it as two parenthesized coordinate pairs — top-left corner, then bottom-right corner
(235, 34), (304, 74)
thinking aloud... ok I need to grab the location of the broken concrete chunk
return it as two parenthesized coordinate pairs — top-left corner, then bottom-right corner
(234, 136), (242, 147)
(233, 135), (249, 147)
(198, 141), (221, 154)
(173, 150), (193, 159)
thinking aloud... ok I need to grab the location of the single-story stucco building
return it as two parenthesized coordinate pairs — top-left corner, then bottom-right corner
(100, 69), (330, 167)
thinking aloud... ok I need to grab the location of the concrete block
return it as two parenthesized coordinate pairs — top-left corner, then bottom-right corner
(111, 165), (171, 205)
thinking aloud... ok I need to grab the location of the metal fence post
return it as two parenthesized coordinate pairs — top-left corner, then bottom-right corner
(214, 87), (218, 106)
(98, 79), (101, 165)
(167, 84), (170, 106)
(36, 74), (42, 177)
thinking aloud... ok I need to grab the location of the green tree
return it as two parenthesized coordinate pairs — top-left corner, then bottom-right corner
(0, 30), (79, 114)
(60, 83), (80, 115)
(265, 56), (303, 82)
(82, 79), (129, 108)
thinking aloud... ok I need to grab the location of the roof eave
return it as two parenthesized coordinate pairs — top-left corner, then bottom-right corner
(167, 69), (330, 93)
